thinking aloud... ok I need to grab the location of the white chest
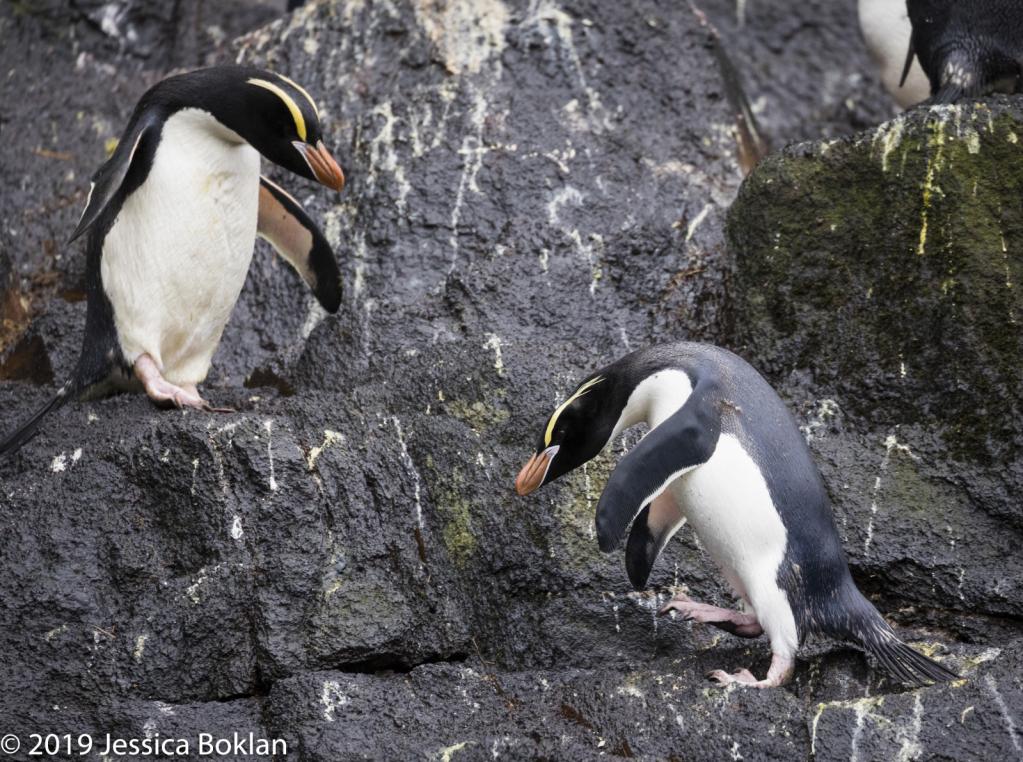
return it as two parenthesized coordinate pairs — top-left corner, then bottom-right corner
(100, 109), (261, 382)
(612, 370), (789, 598)
(668, 434), (786, 591)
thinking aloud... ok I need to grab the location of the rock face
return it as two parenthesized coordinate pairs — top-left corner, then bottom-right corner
(2, 0), (1022, 760)
(731, 102), (1023, 623)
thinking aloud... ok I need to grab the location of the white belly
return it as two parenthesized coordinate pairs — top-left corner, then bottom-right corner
(101, 108), (261, 385)
(669, 433), (799, 657)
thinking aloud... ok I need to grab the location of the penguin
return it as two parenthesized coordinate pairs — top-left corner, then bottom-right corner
(904, 0), (1023, 104)
(515, 343), (958, 688)
(858, 0), (931, 109)
(0, 66), (345, 456)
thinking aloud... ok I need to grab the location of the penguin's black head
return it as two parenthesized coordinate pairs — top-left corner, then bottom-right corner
(516, 373), (621, 495)
(157, 67), (345, 192)
(238, 70), (345, 191)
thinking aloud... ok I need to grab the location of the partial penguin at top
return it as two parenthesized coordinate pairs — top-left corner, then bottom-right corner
(858, 0), (930, 108)
(516, 343), (958, 688)
(904, 0), (1023, 104)
(0, 66), (346, 457)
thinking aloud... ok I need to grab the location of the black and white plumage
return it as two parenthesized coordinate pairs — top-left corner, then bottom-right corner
(904, 0), (1023, 104)
(858, 0), (930, 109)
(516, 343), (958, 688)
(0, 66), (345, 456)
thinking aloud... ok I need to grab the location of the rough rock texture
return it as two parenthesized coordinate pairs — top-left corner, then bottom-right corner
(731, 101), (1023, 623)
(2, 0), (1021, 760)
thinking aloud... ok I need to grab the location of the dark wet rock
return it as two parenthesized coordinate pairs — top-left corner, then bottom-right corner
(731, 100), (1023, 625)
(6, 0), (286, 65)
(1, 0), (1022, 760)
(698, 0), (901, 144)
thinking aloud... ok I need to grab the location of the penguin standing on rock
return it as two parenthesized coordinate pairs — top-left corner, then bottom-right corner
(0, 66), (345, 455)
(516, 344), (958, 688)
(904, 0), (1023, 104)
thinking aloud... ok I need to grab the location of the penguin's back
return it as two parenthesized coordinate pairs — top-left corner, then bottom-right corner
(100, 108), (261, 384)
(627, 344), (852, 612)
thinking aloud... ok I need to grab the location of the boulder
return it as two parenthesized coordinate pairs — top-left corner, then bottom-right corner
(731, 100), (1023, 623)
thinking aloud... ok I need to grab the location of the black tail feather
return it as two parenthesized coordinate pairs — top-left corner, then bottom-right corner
(0, 380), (76, 457)
(810, 583), (959, 686)
(872, 638), (960, 685)
(855, 612), (958, 686)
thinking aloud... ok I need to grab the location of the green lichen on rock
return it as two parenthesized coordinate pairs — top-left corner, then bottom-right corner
(445, 398), (510, 430)
(433, 466), (479, 568)
(731, 100), (1023, 464)
(555, 448), (619, 572)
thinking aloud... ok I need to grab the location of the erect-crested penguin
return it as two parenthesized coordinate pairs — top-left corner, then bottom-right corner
(515, 343), (957, 688)
(0, 66), (346, 456)
(858, 0), (931, 109)
(904, 0), (1023, 104)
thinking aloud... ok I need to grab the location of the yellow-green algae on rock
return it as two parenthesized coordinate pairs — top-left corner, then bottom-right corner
(732, 100), (1023, 466)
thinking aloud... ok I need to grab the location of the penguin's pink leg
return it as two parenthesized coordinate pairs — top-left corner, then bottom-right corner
(135, 354), (232, 413)
(706, 652), (794, 688)
(659, 592), (764, 638)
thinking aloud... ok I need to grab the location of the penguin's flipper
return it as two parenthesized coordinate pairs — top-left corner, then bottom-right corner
(899, 36), (917, 88)
(625, 490), (687, 590)
(68, 116), (156, 245)
(0, 381), (75, 456)
(257, 176), (343, 314)
(710, 35), (769, 175)
(595, 378), (722, 555)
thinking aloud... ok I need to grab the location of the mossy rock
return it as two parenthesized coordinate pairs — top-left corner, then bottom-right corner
(731, 100), (1023, 465)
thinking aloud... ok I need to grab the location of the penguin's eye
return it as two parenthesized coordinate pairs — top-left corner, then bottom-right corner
(551, 431), (566, 445)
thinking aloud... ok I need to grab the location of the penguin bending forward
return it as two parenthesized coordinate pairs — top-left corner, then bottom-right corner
(0, 67), (345, 455)
(904, 0), (1023, 104)
(515, 344), (957, 688)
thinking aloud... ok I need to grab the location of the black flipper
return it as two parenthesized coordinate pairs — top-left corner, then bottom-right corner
(624, 490), (686, 590)
(595, 376), (721, 554)
(68, 113), (158, 245)
(711, 36), (769, 175)
(691, 4), (768, 175)
(257, 176), (343, 313)
(900, 36), (917, 89)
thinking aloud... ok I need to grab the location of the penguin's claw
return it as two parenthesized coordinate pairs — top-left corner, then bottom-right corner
(706, 668), (758, 686)
(135, 354), (215, 412)
(706, 655), (794, 689)
(201, 403), (236, 414)
(659, 593), (763, 637)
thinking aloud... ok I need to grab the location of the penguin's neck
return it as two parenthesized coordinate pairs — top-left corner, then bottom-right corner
(609, 368), (694, 440)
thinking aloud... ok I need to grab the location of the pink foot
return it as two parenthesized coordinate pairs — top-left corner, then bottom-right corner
(659, 592), (764, 638)
(707, 654), (794, 688)
(135, 354), (233, 413)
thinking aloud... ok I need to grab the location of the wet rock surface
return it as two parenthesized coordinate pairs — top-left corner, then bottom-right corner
(731, 101), (1023, 625)
(1, 0), (1021, 760)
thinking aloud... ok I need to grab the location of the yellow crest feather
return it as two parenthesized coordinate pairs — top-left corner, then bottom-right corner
(248, 78), (307, 141)
(278, 73), (320, 120)
(545, 376), (604, 447)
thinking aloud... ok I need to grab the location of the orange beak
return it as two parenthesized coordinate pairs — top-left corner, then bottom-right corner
(294, 140), (345, 191)
(515, 449), (555, 495)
